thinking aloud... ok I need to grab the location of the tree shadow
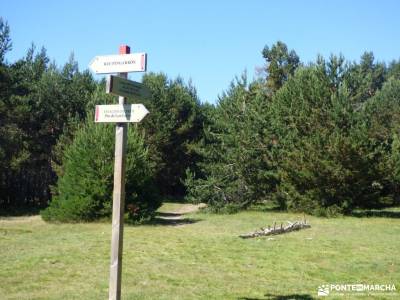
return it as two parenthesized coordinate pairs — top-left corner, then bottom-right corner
(149, 217), (201, 226)
(349, 209), (400, 219)
(156, 212), (182, 218)
(146, 211), (202, 226)
(238, 293), (314, 300)
(0, 206), (41, 217)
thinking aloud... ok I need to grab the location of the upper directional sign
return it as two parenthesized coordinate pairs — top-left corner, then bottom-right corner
(95, 104), (149, 123)
(106, 75), (150, 99)
(89, 53), (147, 74)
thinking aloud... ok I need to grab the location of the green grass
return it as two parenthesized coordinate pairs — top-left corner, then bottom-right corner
(0, 204), (399, 299)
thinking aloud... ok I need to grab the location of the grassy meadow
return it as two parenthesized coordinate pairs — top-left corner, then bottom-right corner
(0, 203), (399, 299)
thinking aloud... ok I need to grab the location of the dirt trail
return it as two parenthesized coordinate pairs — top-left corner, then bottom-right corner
(0, 204), (206, 225)
(172, 203), (206, 215)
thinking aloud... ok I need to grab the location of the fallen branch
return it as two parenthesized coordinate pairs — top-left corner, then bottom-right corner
(239, 219), (311, 239)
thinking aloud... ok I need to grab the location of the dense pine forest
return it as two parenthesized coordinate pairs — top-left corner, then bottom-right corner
(1, 18), (400, 221)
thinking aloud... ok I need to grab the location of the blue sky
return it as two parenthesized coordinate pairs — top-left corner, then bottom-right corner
(2, 0), (400, 103)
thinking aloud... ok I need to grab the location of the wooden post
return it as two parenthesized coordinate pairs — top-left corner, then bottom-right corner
(109, 44), (130, 300)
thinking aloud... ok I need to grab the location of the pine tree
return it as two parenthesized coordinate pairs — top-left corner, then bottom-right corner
(42, 90), (160, 222)
(0, 17), (12, 63)
(185, 75), (277, 212)
(262, 41), (300, 93)
(140, 73), (204, 197)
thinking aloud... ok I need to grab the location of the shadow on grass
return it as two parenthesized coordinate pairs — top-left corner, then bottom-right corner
(349, 209), (400, 219)
(157, 212), (182, 218)
(145, 212), (202, 226)
(238, 293), (314, 300)
(0, 206), (41, 217)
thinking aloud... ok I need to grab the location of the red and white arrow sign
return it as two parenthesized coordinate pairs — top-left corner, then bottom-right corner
(89, 53), (147, 74)
(95, 104), (149, 123)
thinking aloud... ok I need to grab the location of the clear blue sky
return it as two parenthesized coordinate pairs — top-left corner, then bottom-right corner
(2, 0), (400, 103)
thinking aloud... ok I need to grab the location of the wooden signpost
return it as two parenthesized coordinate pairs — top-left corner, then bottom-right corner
(90, 45), (148, 300)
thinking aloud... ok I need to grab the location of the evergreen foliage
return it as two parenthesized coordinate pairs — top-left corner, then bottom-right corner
(42, 90), (160, 222)
(262, 41), (300, 93)
(185, 75), (278, 212)
(0, 41), (96, 209)
(185, 47), (400, 216)
(0, 17), (12, 63)
(1, 18), (400, 219)
(140, 73), (204, 197)
(269, 66), (383, 215)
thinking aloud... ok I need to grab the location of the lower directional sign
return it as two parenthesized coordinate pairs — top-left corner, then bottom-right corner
(95, 104), (149, 123)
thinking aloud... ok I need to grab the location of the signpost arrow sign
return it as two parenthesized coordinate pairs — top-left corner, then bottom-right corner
(92, 44), (149, 300)
(95, 104), (149, 123)
(106, 75), (150, 99)
(89, 52), (147, 74)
